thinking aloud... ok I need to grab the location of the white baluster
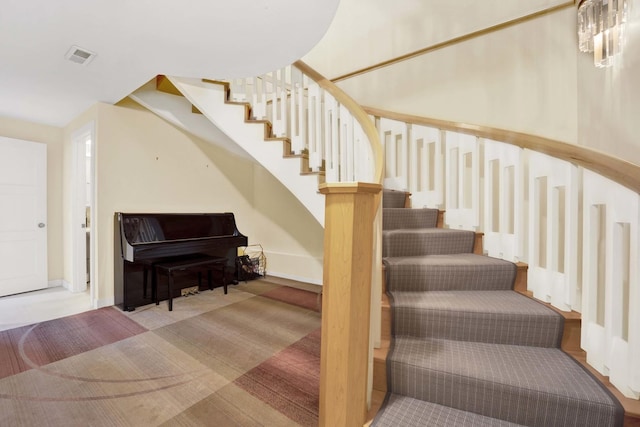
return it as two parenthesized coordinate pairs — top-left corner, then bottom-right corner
(409, 125), (444, 209)
(252, 75), (267, 120)
(324, 95), (339, 182)
(482, 139), (523, 262)
(582, 170), (640, 399)
(353, 124), (373, 182)
(526, 151), (579, 311)
(270, 69), (283, 136)
(339, 105), (355, 181)
(289, 67), (306, 155)
(279, 67), (288, 138)
(308, 83), (323, 175)
(444, 131), (480, 231)
(378, 118), (408, 191)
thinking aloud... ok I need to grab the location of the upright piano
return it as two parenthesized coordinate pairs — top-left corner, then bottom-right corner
(114, 212), (248, 311)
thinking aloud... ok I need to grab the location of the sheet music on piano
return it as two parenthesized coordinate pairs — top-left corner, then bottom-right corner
(114, 212), (248, 311)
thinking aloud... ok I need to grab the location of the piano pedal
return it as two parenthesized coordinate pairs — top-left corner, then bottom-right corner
(181, 286), (200, 297)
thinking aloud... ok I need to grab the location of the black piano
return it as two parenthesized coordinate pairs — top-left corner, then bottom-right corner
(114, 212), (248, 311)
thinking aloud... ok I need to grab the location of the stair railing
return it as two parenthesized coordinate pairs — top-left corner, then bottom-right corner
(369, 106), (640, 401)
(225, 61), (383, 185)
(221, 62), (384, 425)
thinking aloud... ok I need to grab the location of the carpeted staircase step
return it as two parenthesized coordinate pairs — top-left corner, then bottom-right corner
(384, 253), (516, 292)
(382, 228), (476, 257)
(383, 207), (439, 230)
(388, 337), (624, 427)
(373, 393), (525, 427)
(383, 189), (408, 208)
(391, 290), (564, 347)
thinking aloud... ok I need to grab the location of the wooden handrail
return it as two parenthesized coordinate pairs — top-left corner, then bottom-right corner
(294, 60), (384, 185)
(365, 106), (640, 195)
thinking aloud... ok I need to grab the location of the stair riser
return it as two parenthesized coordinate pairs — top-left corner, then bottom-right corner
(393, 309), (563, 347)
(381, 304), (391, 341)
(386, 266), (515, 292)
(514, 262), (528, 294)
(382, 191), (409, 209)
(373, 357), (387, 392)
(382, 232), (475, 257)
(561, 318), (581, 352)
(383, 209), (439, 230)
(389, 362), (620, 427)
(473, 233), (484, 255)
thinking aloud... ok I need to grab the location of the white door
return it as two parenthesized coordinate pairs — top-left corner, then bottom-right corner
(0, 136), (47, 297)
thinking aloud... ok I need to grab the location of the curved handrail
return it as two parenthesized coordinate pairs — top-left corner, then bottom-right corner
(295, 60), (384, 185)
(365, 105), (640, 194)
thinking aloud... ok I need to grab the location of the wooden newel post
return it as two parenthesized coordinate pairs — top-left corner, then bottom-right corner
(319, 182), (382, 427)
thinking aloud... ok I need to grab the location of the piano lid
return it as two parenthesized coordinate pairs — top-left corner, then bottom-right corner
(119, 213), (243, 245)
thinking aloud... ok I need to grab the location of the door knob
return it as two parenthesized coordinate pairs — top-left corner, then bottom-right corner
(38, 223), (46, 228)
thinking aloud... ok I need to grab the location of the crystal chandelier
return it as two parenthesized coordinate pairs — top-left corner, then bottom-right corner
(577, 0), (629, 67)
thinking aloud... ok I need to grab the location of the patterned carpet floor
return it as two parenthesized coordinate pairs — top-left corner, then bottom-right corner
(0, 280), (321, 426)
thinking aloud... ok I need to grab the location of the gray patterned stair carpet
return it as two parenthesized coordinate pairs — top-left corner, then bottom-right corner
(391, 290), (563, 347)
(384, 254), (516, 292)
(382, 228), (476, 257)
(376, 394), (524, 427)
(373, 189), (623, 427)
(383, 189), (408, 208)
(383, 208), (439, 230)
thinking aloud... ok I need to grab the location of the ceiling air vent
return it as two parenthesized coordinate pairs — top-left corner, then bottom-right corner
(65, 45), (96, 66)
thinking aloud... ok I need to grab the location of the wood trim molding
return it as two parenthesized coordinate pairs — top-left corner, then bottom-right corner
(365, 106), (640, 195)
(294, 61), (384, 185)
(331, 1), (576, 83)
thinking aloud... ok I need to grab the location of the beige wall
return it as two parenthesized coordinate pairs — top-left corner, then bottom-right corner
(251, 166), (324, 283)
(0, 116), (64, 282)
(577, 5), (640, 166)
(75, 99), (322, 306)
(305, 3), (579, 146)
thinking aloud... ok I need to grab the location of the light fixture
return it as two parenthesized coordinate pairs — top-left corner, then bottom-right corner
(577, 0), (629, 67)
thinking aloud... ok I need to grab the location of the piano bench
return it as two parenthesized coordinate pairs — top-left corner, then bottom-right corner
(154, 255), (227, 311)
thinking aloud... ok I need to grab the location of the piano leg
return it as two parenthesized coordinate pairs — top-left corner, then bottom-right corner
(222, 264), (227, 294)
(143, 266), (148, 298)
(168, 274), (175, 311)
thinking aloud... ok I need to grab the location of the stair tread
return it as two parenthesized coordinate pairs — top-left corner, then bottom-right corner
(384, 253), (514, 267)
(389, 336), (620, 406)
(382, 228), (475, 237)
(383, 228), (476, 257)
(391, 290), (561, 315)
(383, 207), (439, 230)
(373, 393), (525, 427)
(382, 189), (409, 208)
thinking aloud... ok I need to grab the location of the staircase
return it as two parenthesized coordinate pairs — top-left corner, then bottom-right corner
(130, 62), (383, 228)
(126, 61), (638, 425)
(130, 74), (326, 225)
(372, 189), (624, 426)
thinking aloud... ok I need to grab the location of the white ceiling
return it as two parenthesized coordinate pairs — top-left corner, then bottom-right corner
(0, 0), (339, 127)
